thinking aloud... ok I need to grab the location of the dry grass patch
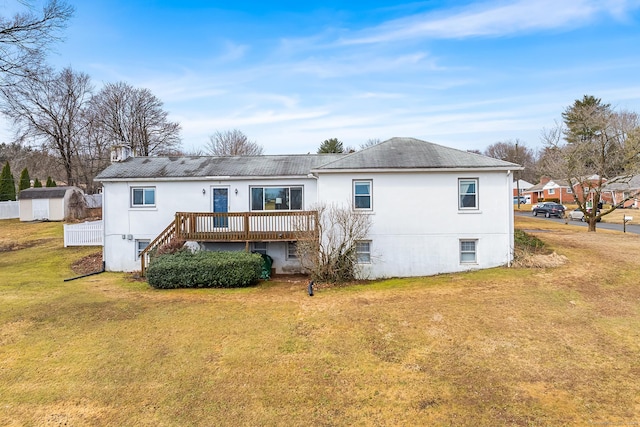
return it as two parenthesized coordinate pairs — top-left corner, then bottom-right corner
(1, 218), (640, 425)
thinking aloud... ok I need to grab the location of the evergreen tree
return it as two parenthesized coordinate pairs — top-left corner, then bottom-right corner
(317, 138), (345, 153)
(0, 162), (16, 201)
(33, 178), (42, 188)
(18, 168), (31, 192)
(45, 176), (57, 187)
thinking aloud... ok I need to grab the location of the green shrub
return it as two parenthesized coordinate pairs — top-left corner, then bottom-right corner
(147, 250), (263, 289)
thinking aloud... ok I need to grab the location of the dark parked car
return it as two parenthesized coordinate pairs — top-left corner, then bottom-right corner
(532, 202), (566, 218)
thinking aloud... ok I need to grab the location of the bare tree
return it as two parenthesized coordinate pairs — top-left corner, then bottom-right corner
(75, 109), (112, 193)
(0, 0), (73, 83)
(360, 138), (380, 150)
(541, 95), (640, 231)
(484, 139), (537, 183)
(206, 129), (263, 156)
(295, 202), (372, 282)
(90, 82), (181, 156)
(0, 66), (92, 185)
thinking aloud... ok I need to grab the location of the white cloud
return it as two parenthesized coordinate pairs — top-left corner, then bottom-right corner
(342, 0), (640, 44)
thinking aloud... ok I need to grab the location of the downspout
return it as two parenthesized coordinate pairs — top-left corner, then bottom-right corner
(507, 170), (513, 268)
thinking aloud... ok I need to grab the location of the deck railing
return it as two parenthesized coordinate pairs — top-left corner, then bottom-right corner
(175, 211), (317, 242)
(140, 210), (318, 275)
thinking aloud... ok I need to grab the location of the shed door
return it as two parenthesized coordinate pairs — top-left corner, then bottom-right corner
(32, 199), (49, 220)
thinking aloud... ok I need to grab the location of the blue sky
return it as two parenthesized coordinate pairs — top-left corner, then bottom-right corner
(2, 0), (640, 154)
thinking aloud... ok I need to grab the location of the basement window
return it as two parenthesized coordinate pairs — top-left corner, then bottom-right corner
(356, 241), (371, 263)
(460, 240), (477, 264)
(136, 240), (150, 259)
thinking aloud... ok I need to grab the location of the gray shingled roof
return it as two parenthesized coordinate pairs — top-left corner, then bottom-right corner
(95, 137), (521, 181)
(603, 174), (640, 191)
(314, 137), (520, 170)
(95, 154), (346, 180)
(19, 186), (77, 199)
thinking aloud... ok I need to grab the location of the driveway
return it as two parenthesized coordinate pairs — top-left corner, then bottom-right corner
(514, 211), (640, 235)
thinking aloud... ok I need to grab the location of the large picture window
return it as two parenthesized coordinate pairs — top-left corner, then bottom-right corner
(251, 186), (303, 211)
(353, 180), (372, 210)
(458, 179), (478, 210)
(131, 187), (155, 207)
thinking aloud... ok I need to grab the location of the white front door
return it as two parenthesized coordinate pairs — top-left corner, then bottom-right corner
(32, 199), (49, 220)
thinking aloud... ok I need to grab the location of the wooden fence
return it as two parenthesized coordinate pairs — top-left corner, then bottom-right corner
(63, 220), (103, 247)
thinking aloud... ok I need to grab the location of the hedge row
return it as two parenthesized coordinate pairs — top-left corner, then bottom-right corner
(146, 251), (263, 289)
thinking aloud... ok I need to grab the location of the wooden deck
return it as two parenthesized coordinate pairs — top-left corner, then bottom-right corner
(174, 211), (318, 242)
(140, 210), (318, 275)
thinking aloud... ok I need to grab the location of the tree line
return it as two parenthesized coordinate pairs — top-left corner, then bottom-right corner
(1, 1), (181, 193)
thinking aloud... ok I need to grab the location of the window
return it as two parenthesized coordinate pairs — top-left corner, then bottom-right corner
(252, 242), (268, 255)
(251, 186), (303, 211)
(460, 240), (477, 264)
(548, 188), (555, 195)
(286, 242), (298, 260)
(353, 180), (372, 210)
(136, 240), (150, 259)
(356, 241), (371, 263)
(131, 187), (155, 207)
(567, 188), (573, 194)
(458, 179), (478, 209)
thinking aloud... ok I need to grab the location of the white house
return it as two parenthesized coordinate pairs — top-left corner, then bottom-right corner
(95, 137), (521, 279)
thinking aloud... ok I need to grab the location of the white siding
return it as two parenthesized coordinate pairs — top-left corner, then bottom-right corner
(101, 170), (514, 277)
(102, 178), (318, 272)
(317, 171), (514, 279)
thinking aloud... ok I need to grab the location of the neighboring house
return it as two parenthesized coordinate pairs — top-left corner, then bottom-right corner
(95, 137), (521, 279)
(524, 177), (573, 204)
(525, 175), (615, 206)
(602, 175), (640, 209)
(18, 186), (85, 221)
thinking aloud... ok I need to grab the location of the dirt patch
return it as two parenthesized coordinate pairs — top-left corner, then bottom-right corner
(512, 251), (569, 268)
(70, 252), (103, 275)
(0, 238), (57, 252)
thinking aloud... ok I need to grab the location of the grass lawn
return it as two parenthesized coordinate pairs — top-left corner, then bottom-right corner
(1, 218), (639, 426)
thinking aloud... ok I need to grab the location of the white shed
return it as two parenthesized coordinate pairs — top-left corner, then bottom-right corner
(18, 186), (85, 221)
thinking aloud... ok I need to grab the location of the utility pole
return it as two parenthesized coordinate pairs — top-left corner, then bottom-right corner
(516, 141), (521, 209)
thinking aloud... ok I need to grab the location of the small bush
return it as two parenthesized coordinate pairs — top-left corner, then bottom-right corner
(147, 251), (263, 289)
(514, 229), (548, 253)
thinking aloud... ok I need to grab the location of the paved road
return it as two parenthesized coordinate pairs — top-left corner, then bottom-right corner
(514, 210), (640, 235)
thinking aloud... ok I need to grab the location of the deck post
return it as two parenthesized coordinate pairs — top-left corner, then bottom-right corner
(244, 213), (250, 239)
